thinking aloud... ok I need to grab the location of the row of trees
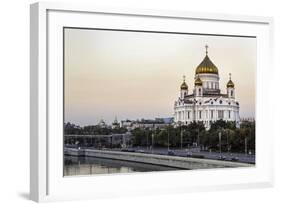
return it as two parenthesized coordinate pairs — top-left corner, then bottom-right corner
(131, 120), (255, 153)
(64, 122), (127, 135)
(64, 120), (255, 153)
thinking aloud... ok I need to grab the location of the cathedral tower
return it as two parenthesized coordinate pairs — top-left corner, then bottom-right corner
(180, 75), (188, 99)
(226, 73), (235, 98)
(195, 45), (220, 94)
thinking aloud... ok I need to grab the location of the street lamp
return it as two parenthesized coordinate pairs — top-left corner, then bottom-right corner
(180, 128), (183, 150)
(245, 137), (247, 155)
(218, 131), (222, 157)
(226, 129), (229, 153)
(178, 122), (183, 150)
(167, 127), (170, 151)
(146, 129), (148, 150)
(197, 128), (200, 148)
(152, 132), (154, 154)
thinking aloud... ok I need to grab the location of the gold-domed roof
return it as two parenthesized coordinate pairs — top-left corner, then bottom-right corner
(195, 45), (218, 75)
(180, 75), (188, 90)
(181, 82), (188, 90)
(194, 76), (203, 86)
(227, 80), (234, 88)
(227, 73), (234, 88)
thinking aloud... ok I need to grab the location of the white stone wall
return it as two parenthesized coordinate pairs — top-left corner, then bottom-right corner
(227, 87), (235, 98)
(174, 95), (240, 129)
(180, 90), (188, 99)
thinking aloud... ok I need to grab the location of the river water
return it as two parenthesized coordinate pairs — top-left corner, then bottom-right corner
(64, 156), (180, 176)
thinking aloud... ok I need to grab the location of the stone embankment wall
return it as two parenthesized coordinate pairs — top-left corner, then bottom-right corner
(64, 148), (252, 170)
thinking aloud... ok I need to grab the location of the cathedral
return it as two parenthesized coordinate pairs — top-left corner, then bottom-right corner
(174, 45), (240, 130)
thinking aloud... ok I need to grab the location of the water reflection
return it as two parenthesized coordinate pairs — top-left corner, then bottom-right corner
(64, 156), (179, 176)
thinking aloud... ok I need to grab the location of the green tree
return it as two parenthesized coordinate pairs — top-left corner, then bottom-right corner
(185, 121), (205, 145)
(131, 128), (147, 146)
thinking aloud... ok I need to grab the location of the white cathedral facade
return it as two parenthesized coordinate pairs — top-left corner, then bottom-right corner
(174, 46), (240, 130)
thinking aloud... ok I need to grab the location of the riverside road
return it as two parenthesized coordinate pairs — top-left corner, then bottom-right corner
(118, 148), (255, 164)
(67, 145), (255, 164)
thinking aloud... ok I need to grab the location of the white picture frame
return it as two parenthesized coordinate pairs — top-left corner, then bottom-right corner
(30, 2), (274, 202)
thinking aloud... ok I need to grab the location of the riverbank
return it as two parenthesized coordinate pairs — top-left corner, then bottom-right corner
(64, 147), (253, 170)
(64, 155), (179, 176)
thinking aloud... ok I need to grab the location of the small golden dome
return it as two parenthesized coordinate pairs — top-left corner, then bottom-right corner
(227, 73), (235, 88)
(180, 75), (188, 90)
(195, 45), (218, 75)
(181, 82), (188, 90)
(227, 80), (234, 88)
(195, 76), (203, 86)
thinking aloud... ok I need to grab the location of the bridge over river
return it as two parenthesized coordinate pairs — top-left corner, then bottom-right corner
(64, 147), (253, 170)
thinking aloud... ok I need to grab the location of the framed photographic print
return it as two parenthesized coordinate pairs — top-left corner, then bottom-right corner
(30, 2), (274, 202)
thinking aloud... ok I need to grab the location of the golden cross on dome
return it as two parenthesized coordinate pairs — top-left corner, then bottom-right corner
(183, 75), (186, 82)
(205, 44), (209, 55)
(229, 73), (232, 80)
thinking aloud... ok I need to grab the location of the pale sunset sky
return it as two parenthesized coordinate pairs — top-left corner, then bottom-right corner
(64, 28), (256, 126)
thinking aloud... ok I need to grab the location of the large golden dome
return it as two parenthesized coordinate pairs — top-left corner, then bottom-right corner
(195, 45), (218, 75)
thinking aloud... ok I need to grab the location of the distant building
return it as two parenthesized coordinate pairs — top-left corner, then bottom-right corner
(156, 117), (174, 124)
(121, 119), (134, 131)
(121, 118), (173, 130)
(98, 119), (107, 128)
(133, 118), (173, 130)
(111, 117), (120, 129)
(174, 45), (240, 129)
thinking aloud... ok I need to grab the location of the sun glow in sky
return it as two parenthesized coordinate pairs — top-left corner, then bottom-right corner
(64, 28), (256, 126)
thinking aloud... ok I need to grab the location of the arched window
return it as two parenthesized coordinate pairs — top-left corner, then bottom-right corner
(198, 88), (201, 96)
(231, 90), (233, 96)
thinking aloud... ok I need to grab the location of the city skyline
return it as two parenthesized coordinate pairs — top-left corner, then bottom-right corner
(64, 28), (256, 126)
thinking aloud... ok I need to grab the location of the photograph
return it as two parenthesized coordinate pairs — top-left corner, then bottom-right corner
(63, 27), (256, 176)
